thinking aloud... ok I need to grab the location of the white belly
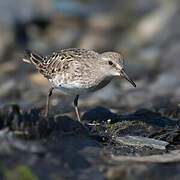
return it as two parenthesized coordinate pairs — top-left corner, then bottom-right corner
(49, 75), (114, 95)
(58, 85), (92, 95)
(49, 79), (94, 95)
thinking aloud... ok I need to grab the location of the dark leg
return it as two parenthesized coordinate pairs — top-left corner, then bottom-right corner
(74, 95), (81, 122)
(45, 87), (54, 117)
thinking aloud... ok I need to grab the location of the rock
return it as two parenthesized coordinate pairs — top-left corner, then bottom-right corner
(148, 127), (180, 144)
(115, 136), (169, 150)
(82, 106), (119, 123)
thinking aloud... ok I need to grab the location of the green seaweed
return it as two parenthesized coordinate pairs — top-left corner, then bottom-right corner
(4, 165), (38, 180)
(16, 166), (38, 180)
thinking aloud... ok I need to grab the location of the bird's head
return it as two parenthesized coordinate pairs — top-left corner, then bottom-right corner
(100, 52), (136, 87)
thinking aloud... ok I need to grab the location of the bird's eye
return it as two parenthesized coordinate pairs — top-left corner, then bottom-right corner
(108, 61), (113, 65)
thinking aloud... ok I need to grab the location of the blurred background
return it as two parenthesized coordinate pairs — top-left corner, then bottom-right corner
(0, 0), (180, 117)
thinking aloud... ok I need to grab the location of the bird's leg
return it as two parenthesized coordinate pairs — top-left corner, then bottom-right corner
(74, 95), (81, 122)
(45, 87), (54, 117)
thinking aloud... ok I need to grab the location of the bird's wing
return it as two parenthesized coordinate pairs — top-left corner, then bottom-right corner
(45, 48), (99, 79)
(23, 48), (99, 81)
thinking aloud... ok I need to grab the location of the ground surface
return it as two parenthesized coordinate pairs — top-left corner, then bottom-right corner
(0, 104), (180, 180)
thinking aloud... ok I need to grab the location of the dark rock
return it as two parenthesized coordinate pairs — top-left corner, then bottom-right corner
(0, 103), (21, 130)
(149, 127), (180, 145)
(82, 106), (119, 123)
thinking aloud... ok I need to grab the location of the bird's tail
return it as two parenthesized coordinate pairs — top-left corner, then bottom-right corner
(22, 50), (44, 67)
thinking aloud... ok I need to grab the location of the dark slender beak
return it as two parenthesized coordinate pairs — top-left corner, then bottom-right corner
(121, 69), (136, 87)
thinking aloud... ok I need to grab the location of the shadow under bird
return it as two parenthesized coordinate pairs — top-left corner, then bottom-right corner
(23, 48), (136, 121)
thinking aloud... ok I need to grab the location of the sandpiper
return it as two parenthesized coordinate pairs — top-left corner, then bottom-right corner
(23, 48), (136, 121)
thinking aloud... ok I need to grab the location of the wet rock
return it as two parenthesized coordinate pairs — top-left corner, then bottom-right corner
(83, 107), (179, 128)
(82, 106), (119, 123)
(157, 106), (180, 121)
(50, 115), (88, 135)
(149, 127), (180, 145)
(0, 104), (21, 130)
(115, 136), (169, 150)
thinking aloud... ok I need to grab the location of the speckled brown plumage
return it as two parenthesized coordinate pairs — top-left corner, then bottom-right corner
(23, 48), (136, 121)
